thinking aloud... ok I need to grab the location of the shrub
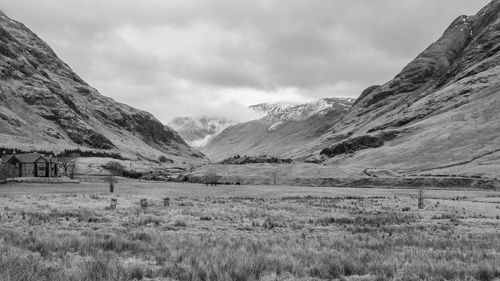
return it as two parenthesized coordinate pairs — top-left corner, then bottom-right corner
(128, 264), (145, 280)
(476, 263), (496, 281)
(102, 161), (125, 175)
(122, 170), (143, 179)
(204, 172), (221, 185)
(174, 220), (187, 227)
(102, 162), (143, 179)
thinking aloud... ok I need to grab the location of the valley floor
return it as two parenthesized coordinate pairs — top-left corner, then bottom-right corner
(0, 182), (499, 281)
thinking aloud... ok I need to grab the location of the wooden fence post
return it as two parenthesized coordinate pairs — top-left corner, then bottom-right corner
(140, 199), (148, 209)
(418, 187), (424, 210)
(110, 198), (117, 210)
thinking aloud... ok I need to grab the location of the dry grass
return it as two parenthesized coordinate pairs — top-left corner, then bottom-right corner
(0, 183), (499, 281)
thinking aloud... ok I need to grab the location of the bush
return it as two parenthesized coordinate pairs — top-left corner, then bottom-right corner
(174, 220), (187, 227)
(102, 162), (143, 179)
(102, 162), (125, 176)
(122, 170), (143, 179)
(128, 265), (145, 280)
(204, 172), (221, 185)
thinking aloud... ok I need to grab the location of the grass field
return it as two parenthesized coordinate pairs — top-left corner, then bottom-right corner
(0, 182), (499, 281)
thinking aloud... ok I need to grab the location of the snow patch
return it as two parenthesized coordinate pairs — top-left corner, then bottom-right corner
(250, 97), (355, 131)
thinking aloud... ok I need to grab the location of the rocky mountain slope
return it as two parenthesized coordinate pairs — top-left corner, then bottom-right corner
(201, 98), (354, 161)
(250, 98), (354, 131)
(308, 0), (500, 178)
(0, 12), (206, 165)
(168, 116), (234, 148)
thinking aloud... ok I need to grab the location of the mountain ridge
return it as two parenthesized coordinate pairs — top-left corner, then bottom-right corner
(201, 97), (355, 161)
(309, 0), (500, 178)
(0, 12), (207, 165)
(250, 97), (355, 131)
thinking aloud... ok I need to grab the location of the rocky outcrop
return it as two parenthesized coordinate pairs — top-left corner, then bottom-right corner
(0, 12), (206, 164)
(353, 85), (379, 106)
(355, 1), (500, 109)
(320, 131), (400, 158)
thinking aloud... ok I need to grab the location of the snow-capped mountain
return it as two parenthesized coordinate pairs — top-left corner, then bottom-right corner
(201, 98), (355, 161)
(168, 116), (235, 148)
(249, 103), (294, 116)
(250, 98), (355, 131)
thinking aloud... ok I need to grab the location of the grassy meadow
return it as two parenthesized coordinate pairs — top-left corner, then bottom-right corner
(0, 182), (499, 281)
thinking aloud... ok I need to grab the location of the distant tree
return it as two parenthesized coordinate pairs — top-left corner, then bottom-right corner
(102, 161), (125, 176)
(60, 157), (77, 179)
(0, 165), (8, 183)
(204, 172), (221, 186)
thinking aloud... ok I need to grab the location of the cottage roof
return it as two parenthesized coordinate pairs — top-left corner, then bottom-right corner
(14, 153), (48, 163)
(1, 155), (15, 164)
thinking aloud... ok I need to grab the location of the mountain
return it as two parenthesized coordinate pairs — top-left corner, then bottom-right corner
(249, 103), (294, 118)
(308, 0), (500, 178)
(168, 116), (235, 148)
(201, 98), (355, 161)
(250, 98), (355, 131)
(0, 12), (206, 164)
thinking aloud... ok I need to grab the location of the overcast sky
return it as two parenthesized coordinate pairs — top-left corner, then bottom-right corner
(1, 0), (491, 123)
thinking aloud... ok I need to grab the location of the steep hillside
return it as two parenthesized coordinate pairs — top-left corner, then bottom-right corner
(202, 98), (354, 161)
(313, 0), (500, 178)
(168, 116), (234, 148)
(0, 12), (206, 165)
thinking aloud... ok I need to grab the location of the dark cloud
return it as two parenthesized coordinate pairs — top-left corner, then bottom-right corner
(1, 0), (491, 122)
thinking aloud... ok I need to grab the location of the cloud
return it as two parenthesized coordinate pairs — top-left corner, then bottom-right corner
(0, 0), (491, 123)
